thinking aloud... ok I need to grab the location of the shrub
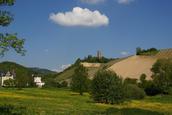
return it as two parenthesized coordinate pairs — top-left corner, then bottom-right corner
(123, 84), (145, 100)
(144, 81), (161, 96)
(138, 74), (161, 96)
(91, 70), (124, 104)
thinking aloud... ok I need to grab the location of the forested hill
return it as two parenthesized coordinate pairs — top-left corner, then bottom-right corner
(29, 67), (57, 75)
(0, 61), (56, 75)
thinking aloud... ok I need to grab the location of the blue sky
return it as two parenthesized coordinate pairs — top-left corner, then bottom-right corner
(1, 0), (172, 71)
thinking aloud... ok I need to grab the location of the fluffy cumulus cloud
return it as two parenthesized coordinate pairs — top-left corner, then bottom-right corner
(49, 7), (109, 27)
(117, 0), (135, 4)
(80, 0), (105, 4)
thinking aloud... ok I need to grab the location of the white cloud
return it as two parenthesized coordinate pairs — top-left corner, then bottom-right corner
(55, 64), (71, 72)
(49, 7), (109, 27)
(120, 51), (129, 56)
(117, 0), (135, 5)
(80, 0), (105, 4)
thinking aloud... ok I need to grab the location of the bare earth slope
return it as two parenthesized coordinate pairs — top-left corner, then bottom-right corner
(108, 56), (157, 80)
(108, 48), (172, 80)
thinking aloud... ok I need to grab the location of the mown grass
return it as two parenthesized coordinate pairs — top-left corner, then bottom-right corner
(0, 88), (171, 115)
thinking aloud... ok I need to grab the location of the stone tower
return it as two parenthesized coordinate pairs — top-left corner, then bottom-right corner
(97, 50), (102, 59)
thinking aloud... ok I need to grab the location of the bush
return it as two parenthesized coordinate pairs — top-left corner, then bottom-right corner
(91, 70), (124, 104)
(123, 84), (145, 100)
(138, 74), (161, 96)
(142, 81), (161, 96)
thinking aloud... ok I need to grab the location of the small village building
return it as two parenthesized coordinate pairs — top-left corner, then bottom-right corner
(34, 77), (45, 88)
(0, 71), (14, 86)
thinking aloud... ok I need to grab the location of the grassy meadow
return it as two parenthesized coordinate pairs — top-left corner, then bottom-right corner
(0, 88), (171, 115)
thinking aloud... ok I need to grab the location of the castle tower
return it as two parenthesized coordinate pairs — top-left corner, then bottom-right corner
(97, 50), (102, 59)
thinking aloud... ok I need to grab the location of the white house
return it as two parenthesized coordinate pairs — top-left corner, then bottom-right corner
(34, 77), (45, 88)
(0, 71), (14, 86)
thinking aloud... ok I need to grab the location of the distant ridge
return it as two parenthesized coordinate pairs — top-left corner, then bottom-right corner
(29, 67), (57, 75)
(0, 61), (57, 75)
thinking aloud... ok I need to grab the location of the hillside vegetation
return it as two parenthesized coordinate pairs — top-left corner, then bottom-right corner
(0, 61), (56, 75)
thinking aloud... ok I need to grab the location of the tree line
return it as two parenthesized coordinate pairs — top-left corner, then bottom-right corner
(136, 47), (159, 56)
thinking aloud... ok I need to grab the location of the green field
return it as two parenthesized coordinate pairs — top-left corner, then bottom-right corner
(0, 88), (171, 115)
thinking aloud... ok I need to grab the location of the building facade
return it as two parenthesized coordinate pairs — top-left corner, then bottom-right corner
(34, 77), (45, 88)
(0, 71), (14, 86)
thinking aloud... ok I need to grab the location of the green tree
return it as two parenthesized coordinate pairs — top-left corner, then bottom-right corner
(136, 47), (142, 55)
(151, 59), (172, 94)
(91, 70), (124, 104)
(0, 0), (25, 56)
(71, 65), (89, 95)
(138, 74), (147, 88)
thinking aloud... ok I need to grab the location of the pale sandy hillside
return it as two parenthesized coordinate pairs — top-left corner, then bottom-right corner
(108, 49), (172, 80)
(156, 48), (172, 58)
(108, 56), (157, 80)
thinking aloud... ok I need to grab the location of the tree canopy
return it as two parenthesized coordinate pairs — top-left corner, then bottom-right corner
(71, 64), (89, 95)
(151, 58), (172, 94)
(91, 70), (124, 104)
(0, 0), (26, 56)
(136, 47), (159, 56)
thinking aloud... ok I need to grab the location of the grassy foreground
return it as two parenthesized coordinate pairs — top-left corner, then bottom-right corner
(0, 88), (171, 115)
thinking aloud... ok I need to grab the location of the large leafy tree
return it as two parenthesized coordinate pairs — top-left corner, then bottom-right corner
(0, 0), (25, 56)
(151, 59), (172, 93)
(91, 70), (124, 104)
(71, 65), (89, 95)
